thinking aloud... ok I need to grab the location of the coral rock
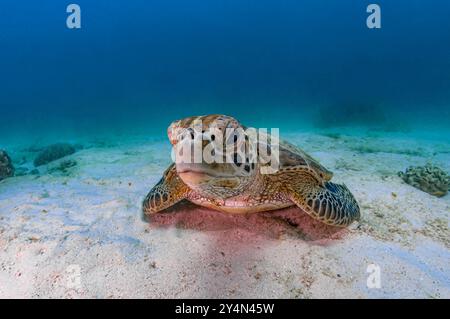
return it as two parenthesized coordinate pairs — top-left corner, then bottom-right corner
(398, 163), (449, 197)
(0, 150), (15, 181)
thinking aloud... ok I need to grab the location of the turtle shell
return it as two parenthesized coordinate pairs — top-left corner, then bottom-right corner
(258, 134), (333, 182)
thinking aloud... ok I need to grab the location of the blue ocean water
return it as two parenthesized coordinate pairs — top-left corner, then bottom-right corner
(1, 0), (449, 140)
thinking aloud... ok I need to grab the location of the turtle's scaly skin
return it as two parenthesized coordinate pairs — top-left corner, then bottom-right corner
(143, 115), (360, 227)
(143, 163), (190, 213)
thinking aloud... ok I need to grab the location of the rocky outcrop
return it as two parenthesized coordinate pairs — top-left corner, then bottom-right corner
(34, 143), (76, 167)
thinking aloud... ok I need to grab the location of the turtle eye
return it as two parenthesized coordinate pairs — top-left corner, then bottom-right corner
(186, 128), (194, 139)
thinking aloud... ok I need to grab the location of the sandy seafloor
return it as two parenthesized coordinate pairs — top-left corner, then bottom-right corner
(0, 129), (449, 299)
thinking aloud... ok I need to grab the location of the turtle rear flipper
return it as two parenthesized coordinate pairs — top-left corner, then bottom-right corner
(143, 164), (191, 215)
(287, 174), (360, 227)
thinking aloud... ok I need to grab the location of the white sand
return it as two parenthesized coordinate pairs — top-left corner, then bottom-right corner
(0, 132), (449, 298)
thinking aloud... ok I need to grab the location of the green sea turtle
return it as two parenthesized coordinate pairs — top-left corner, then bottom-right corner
(143, 115), (360, 227)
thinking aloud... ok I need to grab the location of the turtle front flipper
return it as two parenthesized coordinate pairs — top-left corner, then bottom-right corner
(287, 174), (360, 227)
(143, 164), (191, 214)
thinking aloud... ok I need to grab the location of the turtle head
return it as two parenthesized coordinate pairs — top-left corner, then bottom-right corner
(168, 115), (258, 198)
